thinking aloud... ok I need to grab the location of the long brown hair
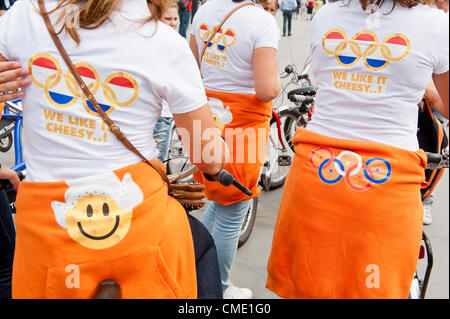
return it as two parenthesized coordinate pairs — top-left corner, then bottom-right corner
(46, 0), (176, 45)
(232, 0), (273, 6)
(328, 0), (433, 10)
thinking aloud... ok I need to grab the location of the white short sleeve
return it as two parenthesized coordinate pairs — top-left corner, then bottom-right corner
(162, 40), (208, 114)
(253, 13), (280, 50)
(431, 12), (449, 75)
(0, 8), (12, 59)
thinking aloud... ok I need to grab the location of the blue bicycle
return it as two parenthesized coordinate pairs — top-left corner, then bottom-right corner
(0, 98), (25, 213)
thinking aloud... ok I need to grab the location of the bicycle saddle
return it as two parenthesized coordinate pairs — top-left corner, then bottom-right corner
(92, 279), (122, 299)
(288, 87), (316, 98)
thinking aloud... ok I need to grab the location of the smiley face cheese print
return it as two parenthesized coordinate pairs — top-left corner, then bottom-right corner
(198, 23), (237, 68)
(51, 172), (143, 250)
(322, 29), (410, 94)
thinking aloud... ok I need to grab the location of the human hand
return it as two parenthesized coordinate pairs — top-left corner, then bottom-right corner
(0, 61), (31, 103)
(0, 165), (21, 191)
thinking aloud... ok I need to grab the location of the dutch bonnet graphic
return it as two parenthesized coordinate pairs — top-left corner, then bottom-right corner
(51, 172), (143, 250)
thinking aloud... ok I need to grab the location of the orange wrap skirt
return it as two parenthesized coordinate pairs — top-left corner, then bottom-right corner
(194, 89), (272, 205)
(266, 128), (426, 299)
(12, 161), (197, 299)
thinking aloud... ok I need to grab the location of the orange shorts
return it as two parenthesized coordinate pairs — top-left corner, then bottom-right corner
(12, 161), (197, 299)
(267, 128), (426, 299)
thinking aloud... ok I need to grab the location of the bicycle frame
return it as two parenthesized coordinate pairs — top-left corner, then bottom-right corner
(271, 109), (288, 150)
(2, 98), (24, 169)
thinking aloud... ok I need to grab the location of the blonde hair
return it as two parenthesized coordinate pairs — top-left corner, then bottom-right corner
(47, 0), (177, 44)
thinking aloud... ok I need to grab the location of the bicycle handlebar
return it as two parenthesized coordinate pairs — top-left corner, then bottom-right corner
(289, 94), (314, 104)
(425, 151), (449, 169)
(284, 64), (294, 74)
(297, 74), (309, 80)
(204, 169), (253, 196)
(0, 170), (25, 191)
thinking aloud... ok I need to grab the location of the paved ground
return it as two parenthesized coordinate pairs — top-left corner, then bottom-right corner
(1, 10), (448, 300)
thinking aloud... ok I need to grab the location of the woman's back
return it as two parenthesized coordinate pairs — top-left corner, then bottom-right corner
(308, 0), (449, 151)
(191, 0), (279, 94)
(0, 0), (207, 181)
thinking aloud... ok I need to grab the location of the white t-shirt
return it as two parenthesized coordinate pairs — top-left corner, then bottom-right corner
(190, 0), (279, 94)
(0, 0), (207, 181)
(307, 1), (449, 151)
(160, 100), (173, 118)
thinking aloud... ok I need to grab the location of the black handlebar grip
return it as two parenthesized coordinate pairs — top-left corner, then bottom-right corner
(17, 170), (25, 181)
(204, 170), (233, 186)
(297, 74), (309, 80)
(426, 153), (443, 165)
(289, 95), (314, 104)
(204, 170), (253, 196)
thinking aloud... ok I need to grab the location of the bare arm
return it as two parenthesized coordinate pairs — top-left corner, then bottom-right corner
(424, 79), (445, 116)
(172, 104), (229, 176)
(253, 47), (281, 102)
(189, 34), (201, 70)
(432, 71), (449, 120)
(0, 55), (31, 103)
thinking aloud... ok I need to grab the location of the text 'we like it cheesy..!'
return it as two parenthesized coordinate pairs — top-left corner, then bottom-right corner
(42, 108), (111, 143)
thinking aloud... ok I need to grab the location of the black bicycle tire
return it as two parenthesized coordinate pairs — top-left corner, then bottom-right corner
(238, 197), (258, 248)
(283, 108), (307, 154)
(0, 133), (13, 153)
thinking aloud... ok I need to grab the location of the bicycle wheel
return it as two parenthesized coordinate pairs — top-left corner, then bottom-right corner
(0, 133), (13, 153)
(283, 109), (308, 153)
(264, 112), (297, 189)
(166, 126), (195, 182)
(238, 197), (258, 248)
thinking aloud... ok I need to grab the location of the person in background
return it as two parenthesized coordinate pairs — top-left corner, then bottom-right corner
(314, 0), (324, 15)
(0, 0), (15, 16)
(178, 0), (192, 38)
(190, 0), (281, 299)
(153, 2), (180, 163)
(300, 0), (308, 19)
(281, 0), (298, 36)
(306, 0), (314, 19)
(435, 0), (449, 11)
(263, 0), (280, 15)
(191, 0), (199, 22)
(295, 0), (300, 18)
(0, 163), (20, 299)
(421, 0), (448, 225)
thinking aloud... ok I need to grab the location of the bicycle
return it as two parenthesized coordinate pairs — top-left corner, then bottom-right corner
(1, 99), (23, 156)
(258, 63), (316, 191)
(409, 149), (449, 299)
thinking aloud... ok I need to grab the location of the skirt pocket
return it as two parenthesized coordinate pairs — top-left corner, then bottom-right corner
(44, 245), (182, 299)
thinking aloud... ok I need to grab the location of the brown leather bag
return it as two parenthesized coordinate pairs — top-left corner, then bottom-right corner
(37, 0), (206, 211)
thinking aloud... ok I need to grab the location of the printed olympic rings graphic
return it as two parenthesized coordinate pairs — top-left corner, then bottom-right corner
(310, 147), (392, 192)
(322, 29), (410, 71)
(198, 23), (237, 53)
(29, 53), (139, 116)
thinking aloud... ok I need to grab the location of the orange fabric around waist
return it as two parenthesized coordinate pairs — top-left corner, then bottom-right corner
(266, 128), (426, 299)
(194, 89), (272, 205)
(12, 161), (197, 299)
